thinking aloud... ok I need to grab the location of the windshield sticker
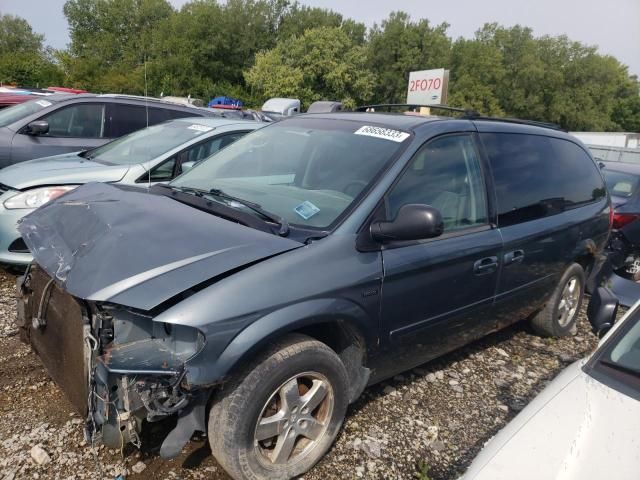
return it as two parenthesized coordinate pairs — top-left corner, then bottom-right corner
(35, 100), (52, 108)
(294, 201), (320, 220)
(187, 124), (213, 133)
(354, 125), (410, 143)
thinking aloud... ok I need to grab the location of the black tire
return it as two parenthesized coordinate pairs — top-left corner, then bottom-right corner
(531, 263), (585, 337)
(208, 334), (349, 480)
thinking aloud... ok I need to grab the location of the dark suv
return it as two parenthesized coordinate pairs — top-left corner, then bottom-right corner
(0, 94), (217, 167)
(16, 109), (610, 479)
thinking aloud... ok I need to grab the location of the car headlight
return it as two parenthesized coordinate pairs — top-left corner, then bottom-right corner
(3, 186), (77, 210)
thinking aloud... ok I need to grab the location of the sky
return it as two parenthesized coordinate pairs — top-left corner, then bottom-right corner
(1, 0), (638, 75)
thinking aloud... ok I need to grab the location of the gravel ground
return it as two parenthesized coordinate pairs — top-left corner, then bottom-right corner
(0, 269), (605, 480)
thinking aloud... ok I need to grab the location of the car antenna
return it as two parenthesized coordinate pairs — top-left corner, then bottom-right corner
(144, 56), (151, 189)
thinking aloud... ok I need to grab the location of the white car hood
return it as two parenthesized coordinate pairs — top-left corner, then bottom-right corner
(463, 361), (640, 480)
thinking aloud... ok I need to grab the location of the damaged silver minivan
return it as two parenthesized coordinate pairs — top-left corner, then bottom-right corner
(16, 112), (610, 480)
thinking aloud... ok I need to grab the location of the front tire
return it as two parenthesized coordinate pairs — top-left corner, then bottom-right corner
(208, 334), (349, 480)
(531, 263), (585, 337)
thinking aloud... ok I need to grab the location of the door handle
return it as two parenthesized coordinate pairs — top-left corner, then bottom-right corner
(473, 256), (498, 275)
(504, 249), (525, 265)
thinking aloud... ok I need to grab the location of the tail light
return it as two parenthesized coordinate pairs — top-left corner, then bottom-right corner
(612, 213), (639, 229)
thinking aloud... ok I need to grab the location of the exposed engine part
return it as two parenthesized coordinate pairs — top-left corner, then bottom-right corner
(138, 370), (189, 421)
(120, 377), (141, 448)
(625, 255), (640, 276)
(31, 277), (55, 330)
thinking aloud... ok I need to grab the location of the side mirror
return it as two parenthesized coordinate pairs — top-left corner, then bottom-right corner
(26, 120), (49, 136)
(587, 287), (619, 338)
(181, 161), (196, 173)
(370, 204), (444, 243)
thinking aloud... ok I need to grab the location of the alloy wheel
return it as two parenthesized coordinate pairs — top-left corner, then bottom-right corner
(254, 372), (334, 466)
(557, 276), (581, 327)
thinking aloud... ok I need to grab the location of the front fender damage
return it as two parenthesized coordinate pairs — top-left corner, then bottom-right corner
(87, 305), (212, 458)
(17, 265), (213, 459)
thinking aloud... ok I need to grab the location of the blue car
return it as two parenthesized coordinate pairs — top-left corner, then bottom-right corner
(17, 108), (609, 480)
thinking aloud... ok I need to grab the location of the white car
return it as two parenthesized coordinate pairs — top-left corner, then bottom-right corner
(462, 287), (640, 480)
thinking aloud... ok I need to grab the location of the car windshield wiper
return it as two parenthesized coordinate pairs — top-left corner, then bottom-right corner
(206, 188), (289, 236)
(170, 185), (205, 197)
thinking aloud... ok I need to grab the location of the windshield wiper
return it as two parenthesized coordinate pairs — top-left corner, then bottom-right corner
(206, 188), (289, 236)
(170, 185), (205, 197)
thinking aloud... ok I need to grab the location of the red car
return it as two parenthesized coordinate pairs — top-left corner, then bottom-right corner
(0, 87), (87, 109)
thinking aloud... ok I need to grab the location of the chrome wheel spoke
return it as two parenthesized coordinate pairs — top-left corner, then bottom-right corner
(300, 379), (328, 413)
(256, 412), (287, 441)
(272, 429), (297, 464)
(558, 299), (567, 313)
(280, 378), (301, 411)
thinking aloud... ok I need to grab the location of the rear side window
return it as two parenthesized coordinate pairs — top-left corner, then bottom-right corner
(108, 104), (187, 137)
(108, 104), (149, 137)
(167, 109), (200, 119)
(481, 133), (606, 227)
(603, 170), (640, 198)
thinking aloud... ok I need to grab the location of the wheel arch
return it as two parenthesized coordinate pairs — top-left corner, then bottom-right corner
(572, 238), (599, 275)
(213, 298), (375, 403)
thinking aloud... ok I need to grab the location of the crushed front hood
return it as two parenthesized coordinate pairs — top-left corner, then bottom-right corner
(18, 183), (301, 310)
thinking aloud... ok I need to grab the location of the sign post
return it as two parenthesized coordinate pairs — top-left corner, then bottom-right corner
(406, 68), (449, 106)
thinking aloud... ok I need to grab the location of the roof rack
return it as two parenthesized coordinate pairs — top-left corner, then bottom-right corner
(469, 116), (564, 131)
(355, 103), (480, 117)
(354, 103), (564, 131)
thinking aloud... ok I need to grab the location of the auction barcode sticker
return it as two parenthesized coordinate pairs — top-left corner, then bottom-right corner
(187, 124), (213, 132)
(354, 125), (410, 143)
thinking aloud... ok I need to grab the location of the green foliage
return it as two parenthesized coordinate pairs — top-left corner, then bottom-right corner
(244, 27), (375, 108)
(414, 460), (432, 480)
(0, 14), (63, 86)
(613, 86), (640, 131)
(367, 12), (451, 103)
(2, 3), (638, 131)
(0, 14), (44, 55)
(62, 0), (174, 92)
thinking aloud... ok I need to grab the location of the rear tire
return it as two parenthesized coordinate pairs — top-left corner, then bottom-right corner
(208, 334), (349, 480)
(531, 263), (585, 337)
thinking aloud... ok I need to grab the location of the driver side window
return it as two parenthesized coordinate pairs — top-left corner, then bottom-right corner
(41, 103), (106, 138)
(387, 134), (488, 232)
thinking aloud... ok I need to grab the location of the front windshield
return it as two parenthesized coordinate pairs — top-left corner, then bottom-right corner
(171, 118), (410, 229)
(87, 120), (215, 165)
(603, 169), (639, 198)
(0, 98), (53, 128)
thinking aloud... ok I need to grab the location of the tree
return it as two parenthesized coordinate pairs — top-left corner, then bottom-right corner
(244, 27), (375, 108)
(448, 38), (505, 115)
(367, 12), (451, 103)
(63, 0), (174, 92)
(612, 78), (640, 131)
(55, 1), (640, 129)
(0, 14), (63, 86)
(0, 14), (44, 56)
(275, 3), (342, 40)
(449, 24), (640, 130)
